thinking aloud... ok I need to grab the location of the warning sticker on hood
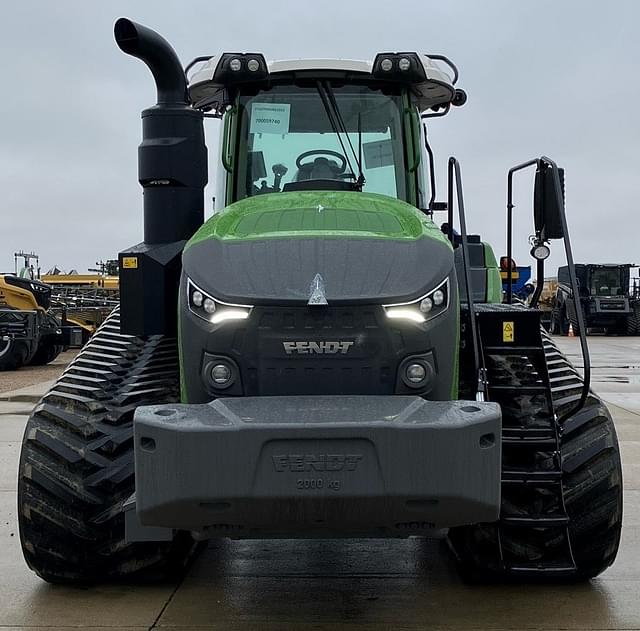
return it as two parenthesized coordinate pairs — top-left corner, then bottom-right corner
(250, 103), (291, 135)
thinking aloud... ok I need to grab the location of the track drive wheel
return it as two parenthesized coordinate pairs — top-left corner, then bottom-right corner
(18, 309), (201, 583)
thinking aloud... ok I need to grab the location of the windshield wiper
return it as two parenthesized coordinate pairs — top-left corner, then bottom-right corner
(316, 81), (366, 191)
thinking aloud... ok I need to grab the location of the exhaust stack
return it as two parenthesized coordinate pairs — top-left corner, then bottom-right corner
(115, 18), (207, 335)
(114, 18), (188, 106)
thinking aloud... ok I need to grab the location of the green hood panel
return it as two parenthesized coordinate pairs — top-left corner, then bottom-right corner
(187, 191), (449, 248)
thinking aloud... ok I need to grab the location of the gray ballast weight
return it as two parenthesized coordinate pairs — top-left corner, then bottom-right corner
(130, 396), (501, 540)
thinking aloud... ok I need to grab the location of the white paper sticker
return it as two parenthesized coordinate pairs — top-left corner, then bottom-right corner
(363, 139), (394, 169)
(250, 103), (291, 135)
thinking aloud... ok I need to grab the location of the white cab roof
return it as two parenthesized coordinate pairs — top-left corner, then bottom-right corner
(188, 55), (457, 113)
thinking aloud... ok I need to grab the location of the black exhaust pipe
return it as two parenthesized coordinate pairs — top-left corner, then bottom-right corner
(114, 18), (187, 106)
(115, 18), (208, 336)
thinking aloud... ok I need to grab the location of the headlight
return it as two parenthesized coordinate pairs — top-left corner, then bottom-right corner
(187, 279), (253, 324)
(383, 278), (450, 323)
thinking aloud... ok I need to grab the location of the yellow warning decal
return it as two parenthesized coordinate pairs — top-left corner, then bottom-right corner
(122, 257), (138, 269)
(503, 321), (515, 343)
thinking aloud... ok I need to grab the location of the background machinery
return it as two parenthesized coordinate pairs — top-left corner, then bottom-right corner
(551, 263), (640, 335)
(1, 252), (83, 370)
(0, 273), (56, 370)
(43, 260), (120, 343)
(17, 19), (622, 584)
(0, 255), (119, 371)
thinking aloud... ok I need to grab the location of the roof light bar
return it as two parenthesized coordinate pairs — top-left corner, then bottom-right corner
(372, 52), (426, 82)
(213, 53), (268, 84)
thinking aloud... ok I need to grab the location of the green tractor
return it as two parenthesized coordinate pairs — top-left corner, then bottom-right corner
(17, 18), (622, 583)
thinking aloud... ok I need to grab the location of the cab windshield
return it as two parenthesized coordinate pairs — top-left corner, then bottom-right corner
(232, 83), (408, 202)
(590, 268), (624, 296)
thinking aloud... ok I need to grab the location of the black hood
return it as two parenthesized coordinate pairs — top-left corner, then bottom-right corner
(183, 235), (453, 305)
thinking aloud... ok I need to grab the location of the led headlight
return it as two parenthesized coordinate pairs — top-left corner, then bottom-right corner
(187, 279), (253, 324)
(383, 278), (450, 324)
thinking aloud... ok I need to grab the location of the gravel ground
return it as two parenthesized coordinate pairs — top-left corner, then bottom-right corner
(0, 349), (77, 394)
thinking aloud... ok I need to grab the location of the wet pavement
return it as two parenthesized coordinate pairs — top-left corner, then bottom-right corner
(0, 335), (639, 630)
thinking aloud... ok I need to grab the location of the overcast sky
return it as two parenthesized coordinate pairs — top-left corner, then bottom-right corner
(1, 0), (638, 278)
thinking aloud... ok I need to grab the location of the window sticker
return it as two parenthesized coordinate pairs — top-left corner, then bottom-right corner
(363, 139), (394, 169)
(250, 103), (291, 135)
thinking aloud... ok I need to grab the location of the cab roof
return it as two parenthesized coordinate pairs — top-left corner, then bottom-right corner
(187, 53), (460, 114)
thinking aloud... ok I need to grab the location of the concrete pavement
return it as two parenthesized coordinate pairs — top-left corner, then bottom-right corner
(0, 335), (639, 630)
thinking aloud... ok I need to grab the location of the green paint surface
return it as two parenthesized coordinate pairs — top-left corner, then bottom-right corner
(187, 191), (450, 248)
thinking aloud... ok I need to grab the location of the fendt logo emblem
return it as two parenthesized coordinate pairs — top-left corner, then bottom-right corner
(272, 454), (363, 472)
(283, 341), (354, 355)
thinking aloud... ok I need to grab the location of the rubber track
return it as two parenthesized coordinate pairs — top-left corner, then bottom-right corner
(543, 331), (622, 577)
(449, 329), (622, 580)
(17, 309), (198, 583)
(626, 306), (640, 336)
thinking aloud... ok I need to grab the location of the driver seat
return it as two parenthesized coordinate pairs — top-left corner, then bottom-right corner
(295, 157), (339, 182)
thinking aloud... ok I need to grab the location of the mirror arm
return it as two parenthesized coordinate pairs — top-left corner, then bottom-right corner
(529, 257), (545, 308)
(540, 156), (591, 421)
(506, 156), (591, 420)
(506, 158), (539, 304)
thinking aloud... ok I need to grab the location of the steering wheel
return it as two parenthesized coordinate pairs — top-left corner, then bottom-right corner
(295, 150), (347, 173)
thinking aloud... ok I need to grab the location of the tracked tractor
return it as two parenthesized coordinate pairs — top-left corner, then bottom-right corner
(551, 263), (640, 335)
(0, 252), (84, 370)
(0, 274), (82, 370)
(17, 19), (622, 584)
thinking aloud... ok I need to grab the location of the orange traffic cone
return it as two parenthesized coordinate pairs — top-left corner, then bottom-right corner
(568, 323), (575, 337)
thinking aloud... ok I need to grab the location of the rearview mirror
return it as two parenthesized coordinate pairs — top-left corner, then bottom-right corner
(534, 164), (565, 239)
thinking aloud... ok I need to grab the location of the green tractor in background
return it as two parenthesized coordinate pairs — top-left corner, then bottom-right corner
(17, 18), (622, 583)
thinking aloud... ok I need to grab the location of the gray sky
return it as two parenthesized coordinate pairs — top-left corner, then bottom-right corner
(1, 0), (638, 277)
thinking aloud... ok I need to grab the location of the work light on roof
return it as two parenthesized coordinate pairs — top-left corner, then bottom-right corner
(213, 53), (269, 85)
(372, 53), (426, 83)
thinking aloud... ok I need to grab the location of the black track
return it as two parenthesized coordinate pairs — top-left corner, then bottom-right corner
(18, 309), (200, 583)
(449, 321), (622, 580)
(626, 306), (640, 336)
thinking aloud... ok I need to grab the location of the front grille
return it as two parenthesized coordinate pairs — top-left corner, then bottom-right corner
(599, 301), (625, 311)
(238, 306), (402, 396)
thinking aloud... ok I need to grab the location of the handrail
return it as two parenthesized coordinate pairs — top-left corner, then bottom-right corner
(506, 157), (590, 421)
(221, 108), (234, 173)
(448, 157), (486, 400)
(405, 108), (421, 173)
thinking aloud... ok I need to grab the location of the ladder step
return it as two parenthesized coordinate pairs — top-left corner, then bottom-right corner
(549, 373), (579, 383)
(502, 470), (562, 483)
(505, 562), (576, 574)
(502, 436), (557, 447)
(483, 346), (545, 354)
(502, 428), (556, 439)
(501, 515), (569, 527)
(491, 385), (548, 393)
(551, 382), (583, 394)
